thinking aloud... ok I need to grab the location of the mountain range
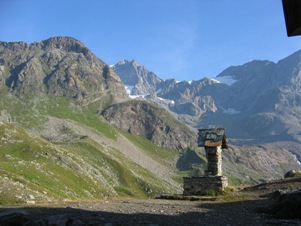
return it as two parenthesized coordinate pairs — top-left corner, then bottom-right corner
(0, 36), (300, 204)
(112, 53), (301, 146)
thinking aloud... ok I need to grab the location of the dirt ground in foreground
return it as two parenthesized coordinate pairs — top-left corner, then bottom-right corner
(1, 177), (301, 226)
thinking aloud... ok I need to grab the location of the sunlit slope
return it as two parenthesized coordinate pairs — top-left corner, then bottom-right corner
(0, 95), (182, 205)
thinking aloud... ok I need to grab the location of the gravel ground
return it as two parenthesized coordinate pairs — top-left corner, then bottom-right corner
(0, 198), (270, 226)
(1, 177), (301, 226)
(0, 196), (299, 226)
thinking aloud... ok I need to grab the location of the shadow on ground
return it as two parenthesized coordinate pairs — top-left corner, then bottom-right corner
(1, 197), (301, 226)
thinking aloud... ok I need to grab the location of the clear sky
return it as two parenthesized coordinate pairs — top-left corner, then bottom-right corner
(0, 0), (300, 81)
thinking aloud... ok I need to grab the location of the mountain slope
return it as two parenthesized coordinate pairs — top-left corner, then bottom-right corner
(101, 100), (196, 149)
(0, 93), (184, 204)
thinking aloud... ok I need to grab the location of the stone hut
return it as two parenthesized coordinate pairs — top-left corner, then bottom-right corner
(183, 128), (228, 195)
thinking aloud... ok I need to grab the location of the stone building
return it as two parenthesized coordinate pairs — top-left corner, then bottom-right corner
(183, 128), (228, 195)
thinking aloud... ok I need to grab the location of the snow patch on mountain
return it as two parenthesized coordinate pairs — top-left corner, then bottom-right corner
(156, 88), (162, 94)
(129, 94), (147, 99)
(221, 107), (241, 114)
(124, 85), (148, 99)
(209, 78), (221, 84)
(294, 154), (301, 165)
(210, 76), (237, 86)
(124, 85), (134, 95)
(158, 97), (175, 105)
(125, 84), (175, 102)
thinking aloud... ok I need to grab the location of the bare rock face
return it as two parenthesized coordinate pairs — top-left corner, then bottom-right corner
(101, 100), (197, 149)
(112, 59), (163, 95)
(0, 37), (128, 105)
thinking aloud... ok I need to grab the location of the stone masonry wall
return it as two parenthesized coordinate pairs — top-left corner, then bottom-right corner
(183, 176), (228, 195)
(205, 146), (222, 176)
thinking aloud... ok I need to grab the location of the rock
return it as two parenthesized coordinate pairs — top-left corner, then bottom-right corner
(28, 194), (35, 200)
(25, 200), (36, 205)
(284, 170), (296, 178)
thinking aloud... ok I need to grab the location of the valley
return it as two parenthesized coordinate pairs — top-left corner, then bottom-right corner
(0, 36), (301, 209)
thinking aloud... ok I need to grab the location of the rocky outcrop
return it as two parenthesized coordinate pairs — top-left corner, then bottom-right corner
(101, 100), (197, 149)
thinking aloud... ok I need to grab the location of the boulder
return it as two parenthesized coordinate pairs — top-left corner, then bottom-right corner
(284, 170), (296, 178)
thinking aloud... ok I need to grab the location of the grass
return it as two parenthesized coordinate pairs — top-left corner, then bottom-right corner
(206, 189), (216, 197)
(68, 142), (172, 197)
(216, 187), (253, 202)
(0, 92), (185, 205)
(36, 96), (118, 140)
(0, 123), (113, 202)
(121, 130), (178, 163)
(0, 190), (24, 205)
(0, 92), (118, 140)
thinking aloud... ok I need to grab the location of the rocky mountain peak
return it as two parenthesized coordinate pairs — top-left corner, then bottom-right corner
(36, 36), (96, 62)
(115, 59), (139, 67)
(112, 59), (163, 95)
(0, 37), (128, 105)
(38, 36), (85, 51)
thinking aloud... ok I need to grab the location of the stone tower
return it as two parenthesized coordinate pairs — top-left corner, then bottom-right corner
(183, 128), (228, 195)
(198, 128), (228, 177)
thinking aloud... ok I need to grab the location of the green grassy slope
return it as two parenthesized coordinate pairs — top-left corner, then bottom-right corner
(0, 94), (182, 205)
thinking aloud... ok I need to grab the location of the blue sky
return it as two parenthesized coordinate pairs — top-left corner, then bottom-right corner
(0, 0), (300, 81)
